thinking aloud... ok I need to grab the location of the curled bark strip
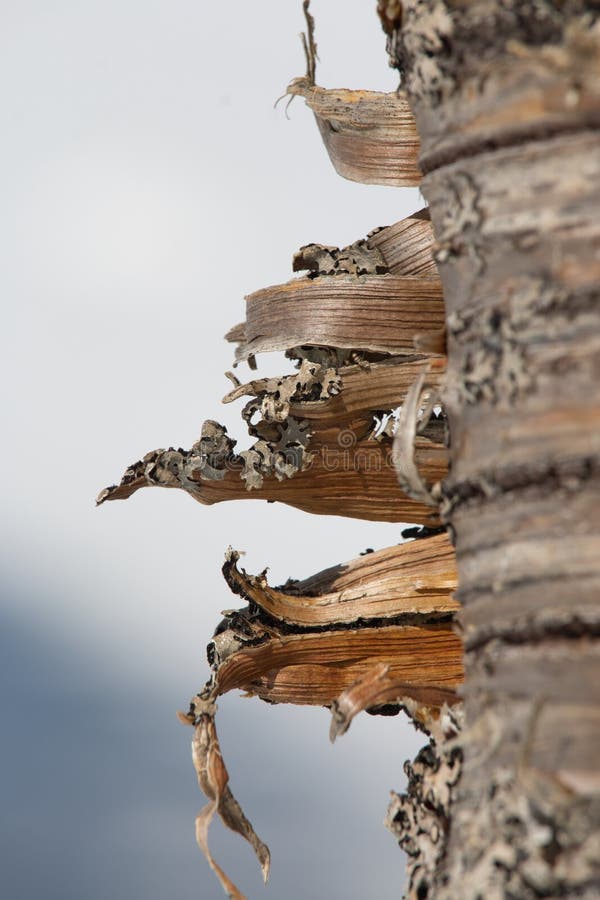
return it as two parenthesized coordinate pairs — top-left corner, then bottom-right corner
(290, 210), (436, 279)
(223, 356), (442, 424)
(179, 698), (270, 900)
(176, 531), (462, 896)
(287, 1), (420, 185)
(230, 275), (444, 363)
(329, 663), (460, 743)
(393, 371), (443, 508)
(285, 78), (421, 186)
(96, 418), (446, 523)
(287, 356), (445, 423)
(367, 209), (438, 276)
(209, 619), (463, 708)
(223, 532), (458, 629)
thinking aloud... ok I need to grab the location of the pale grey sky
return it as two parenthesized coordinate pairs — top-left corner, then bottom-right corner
(1, 3), (426, 898)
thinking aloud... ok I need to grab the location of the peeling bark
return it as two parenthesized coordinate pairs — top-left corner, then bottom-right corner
(192, 533), (462, 711)
(99, 195), (460, 896)
(222, 531), (458, 628)
(329, 663), (460, 742)
(283, 0), (421, 186)
(99, 214), (449, 524)
(229, 275), (444, 362)
(177, 698), (270, 900)
(174, 532), (463, 897)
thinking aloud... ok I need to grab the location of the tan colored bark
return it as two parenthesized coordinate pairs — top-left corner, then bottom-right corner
(99, 213), (448, 524)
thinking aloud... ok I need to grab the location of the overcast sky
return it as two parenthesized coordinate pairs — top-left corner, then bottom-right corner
(1, 3), (427, 898)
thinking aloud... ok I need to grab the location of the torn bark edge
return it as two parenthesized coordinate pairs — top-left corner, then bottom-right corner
(177, 696), (270, 900)
(222, 532), (459, 630)
(329, 663), (465, 899)
(329, 662), (460, 743)
(393, 370), (443, 508)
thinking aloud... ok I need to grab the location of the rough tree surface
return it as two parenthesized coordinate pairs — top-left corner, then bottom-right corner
(383, 2), (600, 898)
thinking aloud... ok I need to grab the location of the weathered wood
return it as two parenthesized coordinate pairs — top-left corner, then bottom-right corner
(229, 275), (444, 362)
(223, 532), (458, 627)
(385, 3), (600, 897)
(97, 416), (447, 524)
(287, 80), (421, 186)
(100, 213), (449, 524)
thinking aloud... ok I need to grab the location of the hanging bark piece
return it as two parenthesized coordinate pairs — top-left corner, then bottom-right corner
(329, 662), (460, 743)
(177, 697), (270, 900)
(222, 531), (458, 628)
(175, 530), (462, 899)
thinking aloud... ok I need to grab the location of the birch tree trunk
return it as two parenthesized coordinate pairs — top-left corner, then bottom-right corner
(383, 3), (600, 897)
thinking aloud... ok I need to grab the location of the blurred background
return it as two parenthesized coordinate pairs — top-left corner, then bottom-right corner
(1, 2), (427, 898)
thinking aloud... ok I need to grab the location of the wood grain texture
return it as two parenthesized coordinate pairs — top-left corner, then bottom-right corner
(230, 275), (444, 361)
(287, 80), (421, 186)
(223, 532), (458, 628)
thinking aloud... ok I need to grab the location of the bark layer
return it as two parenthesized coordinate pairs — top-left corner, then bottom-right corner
(388, 3), (600, 897)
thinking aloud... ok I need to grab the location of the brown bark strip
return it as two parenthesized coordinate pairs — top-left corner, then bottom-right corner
(284, 1), (420, 186)
(329, 662), (459, 743)
(174, 526), (463, 898)
(228, 275), (444, 363)
(203, 531), (462, 711)
(210, 621), (462, 706)
(286, 82), (421, 186)
(368, 209), (436, 274)
(225, 355), (445, 425)
(222, 532), (458, 628)
(96, 412), (446, 523)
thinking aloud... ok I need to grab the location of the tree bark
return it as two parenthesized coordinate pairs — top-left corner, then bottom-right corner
(385, 3), (600, 897)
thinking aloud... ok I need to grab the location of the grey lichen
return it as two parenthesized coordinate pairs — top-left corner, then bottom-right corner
(386, 703), (464, 900)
